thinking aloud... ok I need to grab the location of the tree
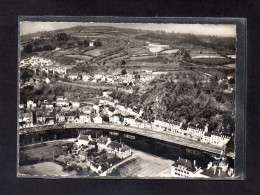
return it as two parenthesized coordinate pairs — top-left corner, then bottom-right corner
(20, 68), (34, 81)
(121, 60), (126, 65)
(53, 72), (59, 80)
(83, 40), (89, 46)
(41, 70), (47, 78)
(121, 69), (127, 75)
(228, 78), (235, 85)
(94, 41), (102, 47)
(102, 115), (109, 122)
(24, 44), (33, 53)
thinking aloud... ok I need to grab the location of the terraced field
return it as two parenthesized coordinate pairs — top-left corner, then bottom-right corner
(83, 49), (103, 57)
(64, 55), (93, 60)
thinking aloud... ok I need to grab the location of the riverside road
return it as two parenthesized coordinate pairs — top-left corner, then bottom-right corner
(19, 123), (235, 158)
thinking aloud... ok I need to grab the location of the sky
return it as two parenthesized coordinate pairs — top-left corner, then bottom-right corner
(20, 22), (236, 37)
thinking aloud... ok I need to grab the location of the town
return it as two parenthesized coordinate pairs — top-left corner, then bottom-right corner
(19, 24), (236, 178)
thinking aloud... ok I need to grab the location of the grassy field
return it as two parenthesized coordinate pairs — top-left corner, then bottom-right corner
(19, 161), (77, 176)
(64, 55), (93, 61)
(83, 49), (103, 57)
(192, 58), (234, 65)
(19, 141), (73, 165)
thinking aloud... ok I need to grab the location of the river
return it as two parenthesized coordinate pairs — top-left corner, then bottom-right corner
(19, 128), (234, 169)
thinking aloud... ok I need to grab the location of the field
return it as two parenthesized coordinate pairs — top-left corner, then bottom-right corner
(130, 55), (157, 61)
(192, 58), (234, 65)
(83, 49), (103, 57)
(147, 43), (170, 53)
(19, 141), (73, 165)
(19, 161), (76, 176)
(64, 55), (93, 61)
(108, 149), (174, 177)
(161, 49), (179, 54)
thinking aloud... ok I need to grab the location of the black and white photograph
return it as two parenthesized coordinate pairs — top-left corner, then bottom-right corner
(18, 20), (237, 178)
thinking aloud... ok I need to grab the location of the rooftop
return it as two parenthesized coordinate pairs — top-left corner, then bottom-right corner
(78, 134), (91, 141)
(201, 167), (229, 178)
(172, 158), (196, 172)
(108, 141), (122, 149)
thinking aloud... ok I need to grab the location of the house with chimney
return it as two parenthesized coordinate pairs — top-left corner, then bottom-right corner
(93, 115), (103, 124)
(107, 141), (132, 159)
(201, 131), (231, 147)
(79, 113), (91, 123)
(187, 124), (208, 140)
(77, 134), (92, 146)
(97, 136), (111, 151)
(36, 112), (46, 125)
(109, 114), (122, 125)
(82, 74), (91, 81)
(68, 74), (78, 80)
(56, 96), (69, 107)
(171, 157), (202, 178)
(19, 112), (34, 128)
(56, 113), (65, 123)
(45, 112), (55, 125)
(135, 119), (145, 128)
(201, 155), (233, 178)
(65, 112), (76, 123)
(106, 106), (116, 117)
(123, 115), (136, 126)
(71, 101), (80, 108)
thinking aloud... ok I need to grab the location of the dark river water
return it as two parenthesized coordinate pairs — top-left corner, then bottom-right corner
(19, 128), (234, 169)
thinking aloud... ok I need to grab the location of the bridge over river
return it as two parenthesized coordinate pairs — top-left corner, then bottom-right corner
(19, 123), (235, 159)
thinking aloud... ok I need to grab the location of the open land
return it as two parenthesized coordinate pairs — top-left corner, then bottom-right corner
(108, 149), (174, 177)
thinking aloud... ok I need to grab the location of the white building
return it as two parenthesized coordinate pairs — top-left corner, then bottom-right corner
(109, 115), (121, 125)
(77, 134), (92, 146)
(93, 116), (103, 124)
(27, 100), (36, 109)
(97, 137), (111, 151)
(79, 113), (91, 123)
(123, 116), (136, 126)
(68, 75), (78, 80)
(107, 141), (132, 159)
(82, 74), (91, 81)
(71, 101), (80, 108)
(171, 158), (202, 178)
(202, 132), (231, 147)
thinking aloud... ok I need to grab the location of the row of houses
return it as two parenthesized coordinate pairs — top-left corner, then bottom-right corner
(171, 155), (234, 178)
(21, 96), (231, 147)
(68, 71), (157, 84)
(20, 57), (53, 67)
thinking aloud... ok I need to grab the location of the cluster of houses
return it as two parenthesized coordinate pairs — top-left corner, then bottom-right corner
(75, 134), (132, 175)
(151, 119), (231, 147)
(19, 93), (231, 148)
(20, 57), (53, 68)
(171, 152), (234, 178)
(68, 70), (156, 85)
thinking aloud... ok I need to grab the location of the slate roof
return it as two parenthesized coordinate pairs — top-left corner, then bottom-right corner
(135, 119), (143, 123)
(78, 134), (91, 141)
(97, 137), (109, 144)
(108, 141), (121, 149)
(121, 145), (131, 152)
(201, 167), (229, 178)
(172, 158), (196, 172)
(108, 107), (115, 112)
